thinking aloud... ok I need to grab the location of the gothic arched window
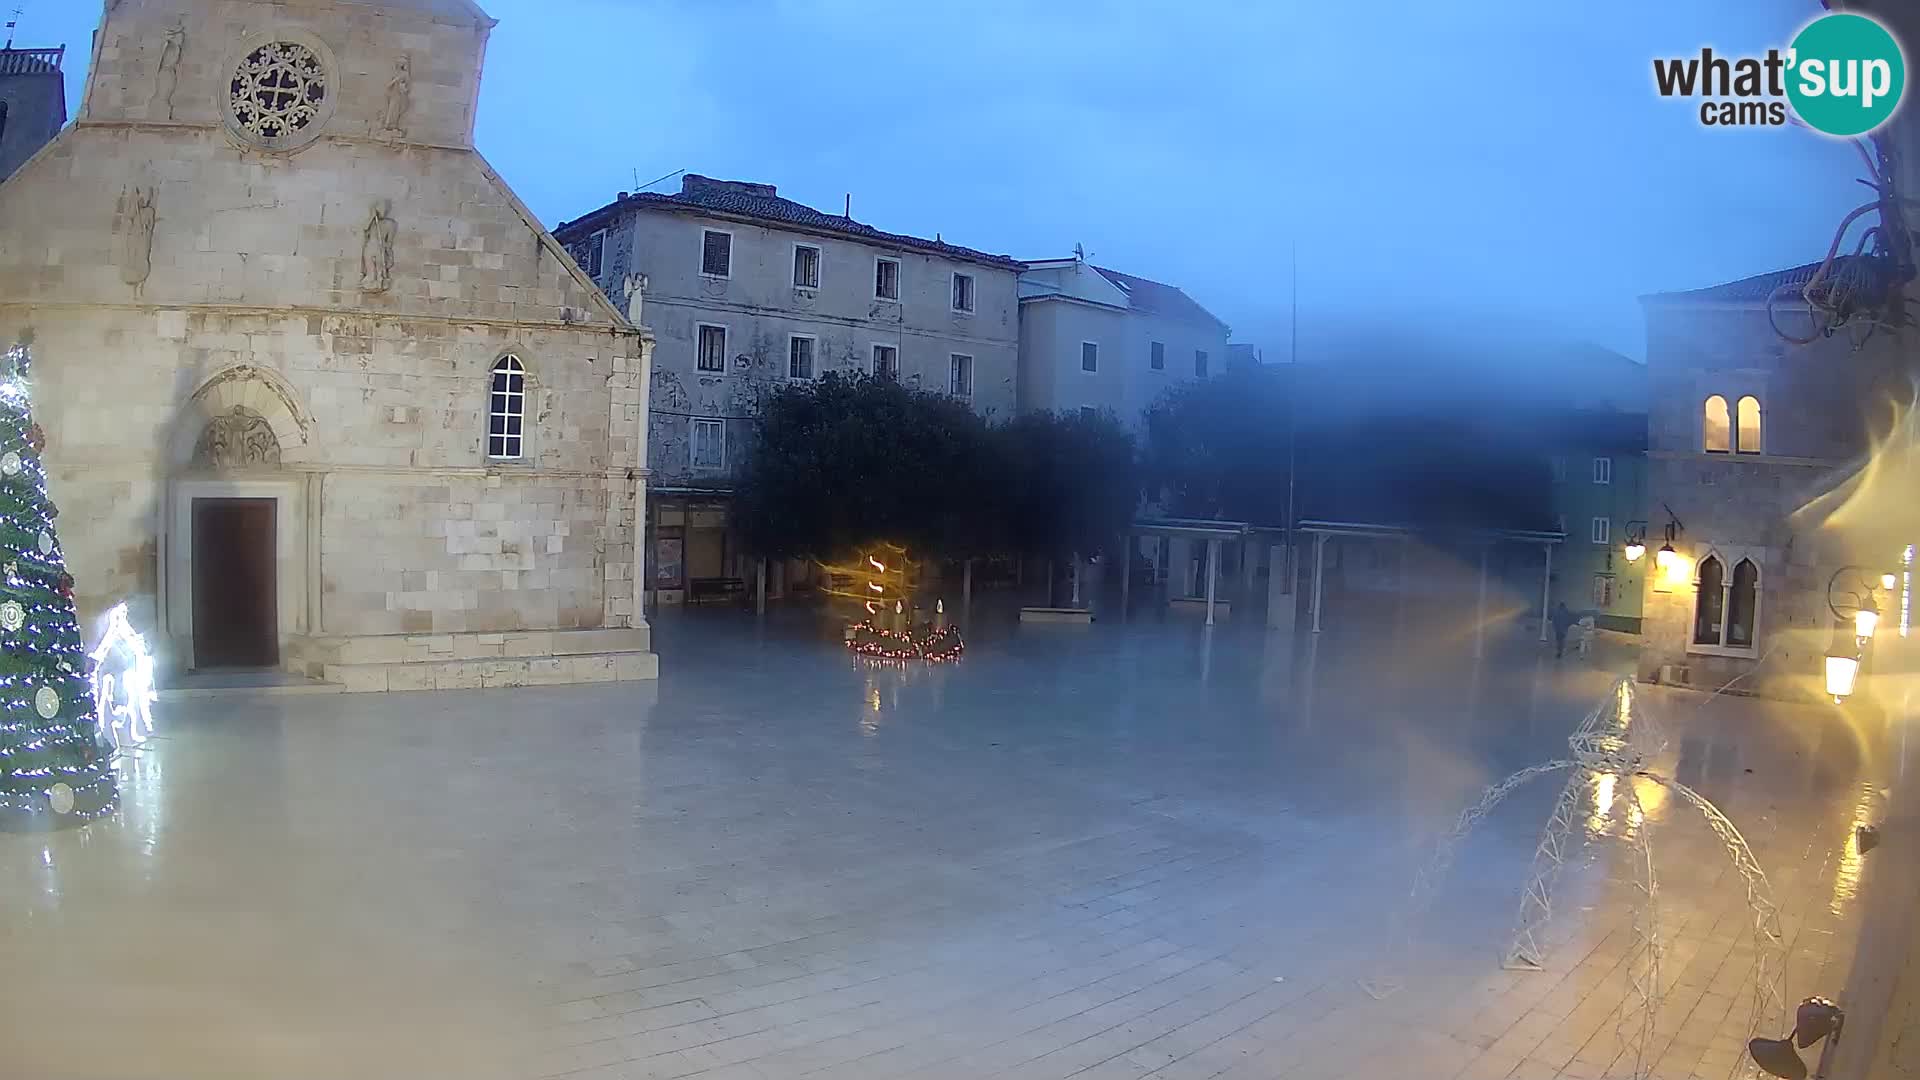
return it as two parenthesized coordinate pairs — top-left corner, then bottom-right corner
(1693, 555), (1725, 645)
(1703, 395), (1731, 453)
(1726, 558), (1759, 647)
(1737, 396), (1762, 454)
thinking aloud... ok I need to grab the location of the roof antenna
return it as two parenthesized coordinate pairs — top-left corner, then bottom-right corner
(844, 193), (851, 219)
(4, 6), (21, 49)
(1072, 242), (1087, 262)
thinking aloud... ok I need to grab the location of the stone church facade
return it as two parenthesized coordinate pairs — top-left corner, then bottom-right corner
(0, 0), (658, 690)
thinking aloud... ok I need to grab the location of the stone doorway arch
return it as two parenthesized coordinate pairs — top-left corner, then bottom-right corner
(162, 367), (314, 670)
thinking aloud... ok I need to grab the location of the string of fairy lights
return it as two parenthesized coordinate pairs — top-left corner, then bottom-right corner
(0, 343), (120, 823)
(836, 552), (966, 663)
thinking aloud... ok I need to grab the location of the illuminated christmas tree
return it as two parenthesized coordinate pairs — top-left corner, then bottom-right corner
(0, 341), (117, 825)
(820, 546), (963, 662)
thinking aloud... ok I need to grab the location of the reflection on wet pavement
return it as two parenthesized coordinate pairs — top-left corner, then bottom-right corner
(0, 604), (1893, 1080)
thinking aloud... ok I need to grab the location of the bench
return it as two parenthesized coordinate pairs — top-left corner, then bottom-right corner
(689, 577), (747, 603)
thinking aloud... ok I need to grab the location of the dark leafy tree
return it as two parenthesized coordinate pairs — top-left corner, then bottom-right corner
(1141, 363), (1293, 523)
(731, 372), (996, 562)
(994, 409), (1139, 571)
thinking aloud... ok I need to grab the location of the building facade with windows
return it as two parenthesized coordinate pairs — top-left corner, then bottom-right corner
(0, 0), (657, 689)
(1637, 263), (1905, 699)
(554, 174), (1020, 604)
(1547, 412), (1647, 633)
(1016, 255), (1229, 427)
(0, 45), (66, 184)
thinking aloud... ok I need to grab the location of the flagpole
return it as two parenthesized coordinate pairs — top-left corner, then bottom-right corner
(1286, 240), (1298, 593)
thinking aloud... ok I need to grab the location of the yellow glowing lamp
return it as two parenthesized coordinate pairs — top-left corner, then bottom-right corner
(1655, 543), (1677, 571)
(1855, 606), (1880, 640)
(1882, 573), (1898, 590)
(1624, 541), (1646, 563)
(1826, 654), (1860, 701)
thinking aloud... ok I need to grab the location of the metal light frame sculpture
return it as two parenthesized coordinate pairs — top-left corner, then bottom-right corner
(1365, 678), (1785, 1080)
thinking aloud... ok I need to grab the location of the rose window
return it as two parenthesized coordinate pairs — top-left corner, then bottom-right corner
(228, 42), (328, 142)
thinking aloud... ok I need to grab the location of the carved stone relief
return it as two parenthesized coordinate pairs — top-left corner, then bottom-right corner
(192, 407), (282, 470)
(152, 19), (185, 120)
(378, 54), (412, 138)
(360, 199), (396, 293)
(119, 185), (156, 287)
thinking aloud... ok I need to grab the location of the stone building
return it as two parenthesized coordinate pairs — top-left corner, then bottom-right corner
(1637, 265), (1905, 700)
(0, 45), (67, 182)
(1016, 255), (1229, 428)
(554, 175), (1020, 605)
(0, 0), (657, 690)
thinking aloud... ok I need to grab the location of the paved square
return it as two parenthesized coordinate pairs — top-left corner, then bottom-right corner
(0, 610), (1882, 1079)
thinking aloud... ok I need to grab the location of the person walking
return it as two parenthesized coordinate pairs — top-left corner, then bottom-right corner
(1549, 600), (1579, 659)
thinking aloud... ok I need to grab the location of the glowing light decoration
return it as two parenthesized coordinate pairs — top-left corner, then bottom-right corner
(1854, 607), (1880, 641)
(1882, 573), (1898, 591)
(90, 602), (157, 755)
(825, 545), (965, 662)
(1902, 545), (1914, 639)
(1623, 542), (1645, 563)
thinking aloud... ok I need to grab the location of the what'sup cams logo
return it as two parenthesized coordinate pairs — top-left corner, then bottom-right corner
(1655, 12), (1906, 136)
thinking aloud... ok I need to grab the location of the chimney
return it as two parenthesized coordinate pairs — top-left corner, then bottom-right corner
(682, 174), (777, 198)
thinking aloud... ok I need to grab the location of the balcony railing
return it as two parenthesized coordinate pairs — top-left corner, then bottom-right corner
(0, 47), (64, 76)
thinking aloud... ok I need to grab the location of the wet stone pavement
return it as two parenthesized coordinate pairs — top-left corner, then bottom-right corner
(0, 605), (1887, 1080)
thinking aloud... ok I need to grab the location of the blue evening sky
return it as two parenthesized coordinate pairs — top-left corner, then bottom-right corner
(29, 0), (1869, 359)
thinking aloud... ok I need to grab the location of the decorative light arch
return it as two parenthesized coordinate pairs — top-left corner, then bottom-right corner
(1364, 678), (1785, 1080)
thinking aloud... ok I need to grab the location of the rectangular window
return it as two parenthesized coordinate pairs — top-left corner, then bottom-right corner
(792, 243), (821, 289)
(1150, 341), (1165, 371)
(700, 229), (732, 278)
(1592, 457), (1612, 485)
(949, 353), (973, 397)
(696, 323), (727, 373)
(874, 257), (900, 301)
(1591, 517), (1610, 545)
(691, 418), (726, 472)
(1081, 342), (1098, 372)
(1195, 350), (1209, 378)
(872, 343), (898, 380)
(569, 229), (605, 278)
(787, 335), (815, 380)
(951, 272), (975, 313)
(1592, 574), (1615, 608)
(1550, 456), (1568, 483)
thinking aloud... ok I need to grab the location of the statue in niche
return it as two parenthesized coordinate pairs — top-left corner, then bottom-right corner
(360, 198), (396, 293)
(379, 54), (412, 138)
(119, 185), (156, 287)
(622, 272), (647, 324)
(193, 407), (282, 470)
(152, 19), (185, 120)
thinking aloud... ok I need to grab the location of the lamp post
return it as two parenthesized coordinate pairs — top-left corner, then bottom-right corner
(1652, 510), (1688, 589)
(1622, 520), (1648, 564)
(1825, 566), (1886, 701)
